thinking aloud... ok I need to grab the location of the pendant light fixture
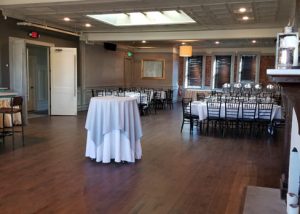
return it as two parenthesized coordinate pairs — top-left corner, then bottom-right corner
(179, 45), (192, 57)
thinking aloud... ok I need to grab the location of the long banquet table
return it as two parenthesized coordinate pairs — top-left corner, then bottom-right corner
(85, 96), (143, 163)
(191, 100), (282, 121)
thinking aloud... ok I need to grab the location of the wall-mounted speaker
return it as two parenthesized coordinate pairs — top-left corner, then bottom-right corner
(104, 42), (117, 51)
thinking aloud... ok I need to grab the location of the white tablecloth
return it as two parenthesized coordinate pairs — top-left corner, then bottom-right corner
(85, 96), (143, 163)
(191, 101), (282, 121)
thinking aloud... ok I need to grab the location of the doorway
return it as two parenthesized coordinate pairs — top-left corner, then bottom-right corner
(124, 58), (132, 88)
(9, 37), (78, 122)
(26, 44), (49, 117)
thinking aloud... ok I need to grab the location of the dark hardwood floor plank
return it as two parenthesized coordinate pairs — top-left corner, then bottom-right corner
(0, 103), (283, 214)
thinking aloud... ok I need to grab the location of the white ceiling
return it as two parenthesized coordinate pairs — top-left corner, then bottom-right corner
(0, 0), (297, 48)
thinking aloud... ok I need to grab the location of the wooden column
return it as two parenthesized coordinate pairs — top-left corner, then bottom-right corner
(268, 74), (300, 199)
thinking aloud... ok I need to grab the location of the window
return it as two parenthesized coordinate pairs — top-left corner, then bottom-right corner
(185, 56), (204, 88)
(238, 54), (259, 82)
(213, 55), (232, 88)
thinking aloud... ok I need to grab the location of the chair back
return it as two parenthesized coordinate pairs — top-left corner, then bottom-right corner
(139, 92), (149, 105)
(182, 98), (192, 117)
(12, 96), (23, 107)
(242, 102), (257, 120)
(145, 90), (151, 103)
(207, 101), (221, 119)
(257, 103), (273, 121)
(96, 89), (104, 97)
(154, 91), (161, 100)
(105, 90), (112, 96)
(117, 91), (125, 97)
(166, 90), (173, 100)
(225, 101), (240, 119)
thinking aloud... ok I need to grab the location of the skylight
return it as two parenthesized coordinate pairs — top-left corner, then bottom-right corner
(87, 10), (196, 26)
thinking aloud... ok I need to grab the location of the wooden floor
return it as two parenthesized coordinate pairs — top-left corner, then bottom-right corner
(0, 103), (283, 214)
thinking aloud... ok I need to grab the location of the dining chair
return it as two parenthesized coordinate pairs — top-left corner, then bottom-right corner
(117, 91), (125, 97)
(181, 98), (198, 134)
(224, 101), (240, 134)
(152, 91), (163, 111)
(0, 96), (24, 150)
(138, 92), (150, 115)
(241, 101), (257, 135)
(105, 90), (113, 96)
(92, 89), (104, 97)
(256, 102), (274, 135)
(91, 89), (96, 97)
(206, 100), (222, 134)
(166, 89), (173, 110)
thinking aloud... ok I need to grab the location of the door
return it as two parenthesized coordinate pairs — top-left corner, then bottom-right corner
(50, 47), (77, 115)
(27, 54), (37, 111)
(27, 45), (50, 113)
(124, 58), (132, 87)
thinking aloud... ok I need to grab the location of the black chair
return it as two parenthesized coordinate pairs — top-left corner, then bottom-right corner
(117, 91), (125, 97)
(92, 89), (104, 97)
(0, 96), (24, 150)
(241, 102), (257, 135)
(91, 89), (96, 97)
(206, 100), (221, 134)
(256, 102), (274, 135)
(138, 92), (150, 115)
(166, 89), (173, 110)
(181, 98), (198, 133)
(224, 101), (240, 135)
(105, 90), (113, 96)
(152, 91), (163, 112)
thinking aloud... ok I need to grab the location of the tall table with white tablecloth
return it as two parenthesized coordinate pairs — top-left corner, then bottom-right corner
(85, 96), (143, 163)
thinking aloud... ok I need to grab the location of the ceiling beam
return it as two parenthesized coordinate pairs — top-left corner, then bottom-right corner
(82, 28), (285, 41)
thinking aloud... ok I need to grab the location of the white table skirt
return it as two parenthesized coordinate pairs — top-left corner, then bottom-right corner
(191, 101), (282, 121)
(85, 130), (142, 163)
(85, 96), (143, 163)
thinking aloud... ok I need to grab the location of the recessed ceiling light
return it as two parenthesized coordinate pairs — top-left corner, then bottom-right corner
(63, 17), (70, 22)
(181, 42), (186, 45)
(215, 41), (220, 45)
(85, 23), (91, 27)
(87, 10), (195, 26)
(239, 7), (247, 13)
(252, 40), (257, 44)
(242, 16), (249, 20)
(142, 40), (146, 43)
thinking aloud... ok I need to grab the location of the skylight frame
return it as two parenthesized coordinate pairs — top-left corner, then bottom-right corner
(87, 10), (196, 26)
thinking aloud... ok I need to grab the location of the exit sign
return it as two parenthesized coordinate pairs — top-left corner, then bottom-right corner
(29, 31), (40, 38)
